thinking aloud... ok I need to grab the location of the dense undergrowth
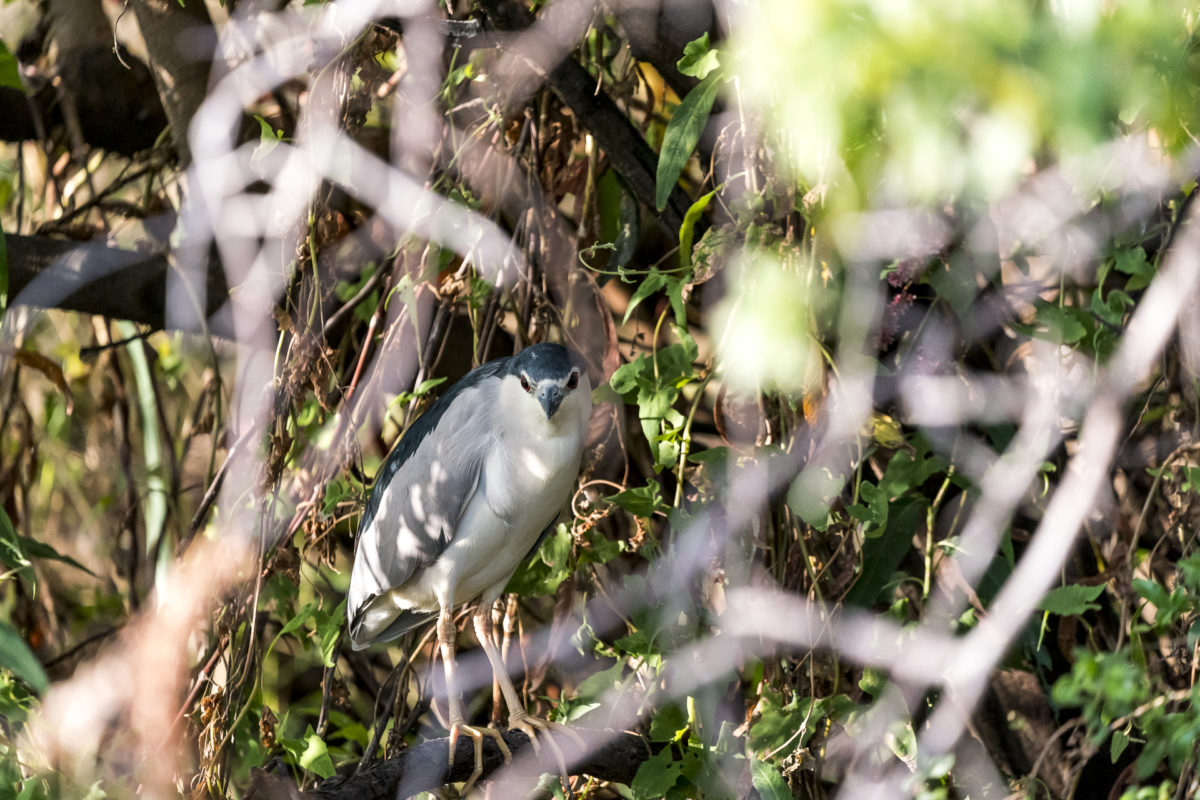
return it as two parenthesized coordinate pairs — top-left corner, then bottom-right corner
(2, 2), (1200, 799)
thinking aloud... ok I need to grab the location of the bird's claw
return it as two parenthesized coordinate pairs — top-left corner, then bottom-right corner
(507, 712), (583, 794)
(448, 722), (512, 795)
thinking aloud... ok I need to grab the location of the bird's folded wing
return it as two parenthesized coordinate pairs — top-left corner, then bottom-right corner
(347, 376), (498, 644)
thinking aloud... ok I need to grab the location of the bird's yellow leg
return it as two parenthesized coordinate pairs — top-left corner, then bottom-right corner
(438, 607), (509, 794)
(472, 606), (583, 786)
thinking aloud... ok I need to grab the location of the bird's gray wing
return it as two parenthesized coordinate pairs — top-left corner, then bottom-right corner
(347, 359), (507, 646)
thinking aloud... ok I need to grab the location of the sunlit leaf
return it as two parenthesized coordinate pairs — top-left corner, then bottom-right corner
(281, 726), (336, 779)
(298, 728), (335, 779)
(656, 75), (721, 212)
(679, 190), (714, 270)
(677, 33), (720, 80)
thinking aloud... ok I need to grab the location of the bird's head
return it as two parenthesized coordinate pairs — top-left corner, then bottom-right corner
(506, 343), (590, 421)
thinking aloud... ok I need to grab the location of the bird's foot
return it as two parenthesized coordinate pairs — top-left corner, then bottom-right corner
(448, 722), (512, 795)
(507, 711), (584, 792)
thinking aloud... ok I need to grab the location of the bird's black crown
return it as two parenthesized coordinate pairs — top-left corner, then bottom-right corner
(508, 342), (578, 381)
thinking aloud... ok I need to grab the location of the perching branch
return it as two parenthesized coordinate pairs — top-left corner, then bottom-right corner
(5, 234), (229, 336)
(245, 729), (652, 800)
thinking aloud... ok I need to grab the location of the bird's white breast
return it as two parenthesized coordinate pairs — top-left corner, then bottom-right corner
(391, 380), (589, 612)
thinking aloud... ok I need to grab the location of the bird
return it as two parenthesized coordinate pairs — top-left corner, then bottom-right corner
(346, 342), (591, 786)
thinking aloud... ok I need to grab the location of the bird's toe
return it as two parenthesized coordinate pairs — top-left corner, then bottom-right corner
(449, 722), (512, 795)
(507, 711), (582, 792)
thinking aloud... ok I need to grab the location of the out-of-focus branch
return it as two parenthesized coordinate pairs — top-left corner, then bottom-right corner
(242, 729), (651, 800)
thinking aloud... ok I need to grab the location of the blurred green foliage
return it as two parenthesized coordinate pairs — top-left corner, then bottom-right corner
(2, 0), (1200, 798)
(734, 0), (1200, 207)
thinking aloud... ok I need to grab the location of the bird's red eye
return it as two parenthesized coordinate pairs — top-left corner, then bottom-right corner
(520, 376), (532, 393)
(567, 372), (579, 390)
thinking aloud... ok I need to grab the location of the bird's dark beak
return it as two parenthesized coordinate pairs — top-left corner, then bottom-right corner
(537, 385), (564, 418)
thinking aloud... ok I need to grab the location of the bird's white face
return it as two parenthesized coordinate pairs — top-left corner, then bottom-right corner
(513, 365), (588, 422)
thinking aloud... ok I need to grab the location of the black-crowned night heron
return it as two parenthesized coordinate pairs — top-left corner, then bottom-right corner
(347, 342), (591, 784)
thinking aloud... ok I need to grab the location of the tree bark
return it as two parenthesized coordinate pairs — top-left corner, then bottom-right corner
(129, 0), (216, 165)
(6, 234), (228, 336)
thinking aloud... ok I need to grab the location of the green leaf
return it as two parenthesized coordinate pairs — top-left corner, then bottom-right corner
(20, 536), (97, 578)
(265, 602), (317, 661)
(413, 376), (447, 396)
(1030, 303), (1087, 344)
(679, 191), (715, 270)
(749, 759), (790, 800)
(859, 666), (887, 697)
(299, 728), (335, 778)
(279, 602), (317, 638)
(631, 747), (682, 800)
(0, 620), (48, 693)
(648, 704), (688, 742)
(845, 498), (926, 608)
(505, 524), (572, 596)
(1038, 583), (1105, 616)
(16, 777), (49, 800)
(251, 115), (284, 166)
(1178, 552), (1200, 594)
(663, 274), (687, 327)
(1114, 246), (1154, 290)
(314, 600), (346, 668)
(572, 661), (628, 702)
(605, 482), (666, 518)
(616, 191), (641, 269)
(849, 481), (889, 536)
(1111, 728), (1130, 763)
(656, 74), (721, 212)
(1090, 287), (1133, 326)
(677, 33), (721, 79)
(1, 508), (96, 591)
(1132, 577), (1169, 609)
(579, 527), (623, 566)
(622, 269), (668, 325)
(927, 261), (979, 317)
(255, 114), (283, 142)
(0, 41), (22, 92)
(0, 507), (30, 583)
(748, 688), (810, 752)
(282, 726), (336, 779)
